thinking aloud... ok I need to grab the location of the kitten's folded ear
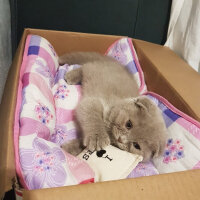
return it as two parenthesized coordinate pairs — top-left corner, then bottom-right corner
(135, 96), (156, 113)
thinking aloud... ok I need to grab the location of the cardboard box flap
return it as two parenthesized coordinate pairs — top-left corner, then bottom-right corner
(23, 170), (200, 200)
(133, 39), (200, 121)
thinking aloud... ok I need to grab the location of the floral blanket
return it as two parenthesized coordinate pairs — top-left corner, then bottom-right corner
(15, 35), (94, 190)
(14, 34), (200, 190)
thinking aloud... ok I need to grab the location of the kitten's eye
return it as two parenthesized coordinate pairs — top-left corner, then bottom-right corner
(133, 142), (141, 150)
(125, 120), (133, 130)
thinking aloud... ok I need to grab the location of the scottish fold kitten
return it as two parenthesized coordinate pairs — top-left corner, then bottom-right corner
(59, 52), (167, 162)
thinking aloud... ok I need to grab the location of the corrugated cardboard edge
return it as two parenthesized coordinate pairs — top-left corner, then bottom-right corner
(132, 39), (200, 121)
(23, 170), (200, 200)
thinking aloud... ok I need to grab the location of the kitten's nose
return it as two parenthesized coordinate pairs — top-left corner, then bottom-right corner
(118, 135), (127, 144)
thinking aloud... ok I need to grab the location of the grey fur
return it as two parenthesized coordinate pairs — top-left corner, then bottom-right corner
(60, 52), (167, 162)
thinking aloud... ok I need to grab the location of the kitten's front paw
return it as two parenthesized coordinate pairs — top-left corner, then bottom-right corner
(84, 134), (110, 151)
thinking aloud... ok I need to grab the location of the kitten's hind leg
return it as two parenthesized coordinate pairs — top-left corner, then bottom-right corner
(65, 67), (82, 85)
(76, 97), (110, 151)
(61, 139), (84, 156)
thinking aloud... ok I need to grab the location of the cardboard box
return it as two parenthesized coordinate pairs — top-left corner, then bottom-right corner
(1, 28), (200, 200)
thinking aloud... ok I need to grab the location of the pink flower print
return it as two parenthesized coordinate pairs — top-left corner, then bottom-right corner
(112, 50), (127, 65)
(175, 139), (180, 145)
(109, 42), (128, 65)
(163, 156), (171, 164)
(35, 103), (53, 124)
(51, 125), (67, 145)
(163, 138), (184, 164)
(54, 85), (70, 100)
(172, 156), (177, 161)
(179, 146), (184, 150)
(169, 145), (176, 151)
(50, 125), (77, 145)
(20, 138), (67, 189)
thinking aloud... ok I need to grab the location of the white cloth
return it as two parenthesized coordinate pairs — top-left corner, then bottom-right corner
(78, 145), (143, 182)
(165, 0), (200, 73)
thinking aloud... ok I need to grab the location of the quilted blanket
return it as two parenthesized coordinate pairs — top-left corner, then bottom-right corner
(14, 34), (200, 190)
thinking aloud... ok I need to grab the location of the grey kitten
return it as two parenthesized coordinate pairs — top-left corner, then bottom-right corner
(59, 52), (167, 162)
